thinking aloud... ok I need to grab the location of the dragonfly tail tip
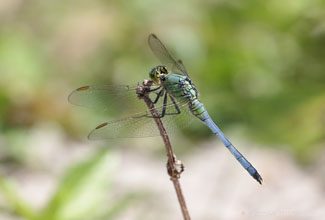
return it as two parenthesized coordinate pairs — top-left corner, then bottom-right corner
(254, 174), (263, 185)
(254, 173), (263, 185)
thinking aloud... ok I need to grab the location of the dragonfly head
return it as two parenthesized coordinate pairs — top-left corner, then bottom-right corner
(149, 65), (168, 85)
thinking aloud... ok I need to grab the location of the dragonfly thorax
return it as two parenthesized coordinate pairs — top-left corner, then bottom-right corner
(149, 65), (169, 85)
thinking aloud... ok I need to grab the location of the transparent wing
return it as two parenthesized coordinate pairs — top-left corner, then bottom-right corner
(88, 112), (159, 139)
(148, 34), (190, 77)
(68, 84), (160, 111)
(88, 98), (194, 139)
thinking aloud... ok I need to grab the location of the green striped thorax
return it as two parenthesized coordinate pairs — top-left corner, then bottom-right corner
(149, 65), (208, 121)
(149, 65), (200, 103)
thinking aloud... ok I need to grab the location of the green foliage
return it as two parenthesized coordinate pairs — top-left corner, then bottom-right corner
(0, 0), (324, 217)
(0, 176), (38, 220)
(1, 0), (324, 160)
(0, 150), (138, 220)
(195, 0), (325, 162)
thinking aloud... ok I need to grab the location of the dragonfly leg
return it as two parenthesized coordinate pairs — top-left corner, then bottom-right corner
(145, 92), (168, 118)
(153, 89), (165, 104)
(148, 86), (161, 92)
(160, 92), (168, 117)
(165, 95), (181, 115)
(145, 90), (181, 118)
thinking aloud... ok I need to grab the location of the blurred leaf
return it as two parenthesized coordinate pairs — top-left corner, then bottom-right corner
(0, 175), (38, 220)
(0, 31), (46, 90)
(40, 149), (118, 220)
(88, 193), (144, 220)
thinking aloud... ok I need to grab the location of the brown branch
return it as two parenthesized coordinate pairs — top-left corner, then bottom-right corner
(137, 80), (191, 220)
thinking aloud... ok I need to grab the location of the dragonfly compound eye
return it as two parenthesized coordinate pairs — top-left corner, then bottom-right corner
(160, 66), (168, 74)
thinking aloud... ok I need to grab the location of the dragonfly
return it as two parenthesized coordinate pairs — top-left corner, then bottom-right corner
(69, 34), (263, 184)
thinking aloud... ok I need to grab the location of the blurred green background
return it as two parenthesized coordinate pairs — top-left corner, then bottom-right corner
(0, 0), (324, 219)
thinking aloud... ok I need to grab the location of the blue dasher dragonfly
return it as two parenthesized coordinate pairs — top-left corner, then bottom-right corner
(69, 34), (263, 184)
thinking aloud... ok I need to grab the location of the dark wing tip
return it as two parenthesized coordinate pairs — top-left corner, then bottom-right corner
(87, 122), (108, 140)
(149, 33), (158, 39)
(76, 86), (90, 91)
(95, 122), (108, 129)
(68, 86), (90, 104)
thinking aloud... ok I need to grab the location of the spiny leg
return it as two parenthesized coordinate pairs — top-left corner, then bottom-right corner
(153, 93), (182, 117)
(161, 92), (168, 117)
(165, 94), (181, 115)
(148, 86), (161, 92)
(153, 89), (165, 104)
(144, 89), (166, 119)
(147, 92), (169, 118)
(145, 90), (181, 119)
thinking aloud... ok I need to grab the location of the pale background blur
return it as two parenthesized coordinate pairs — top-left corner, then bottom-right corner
(0, 0), (324, 219)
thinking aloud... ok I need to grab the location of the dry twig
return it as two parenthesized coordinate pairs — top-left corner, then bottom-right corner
(136, 80), (191, 220)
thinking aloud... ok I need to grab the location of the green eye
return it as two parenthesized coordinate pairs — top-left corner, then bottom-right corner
(161, 67), (167, 73)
